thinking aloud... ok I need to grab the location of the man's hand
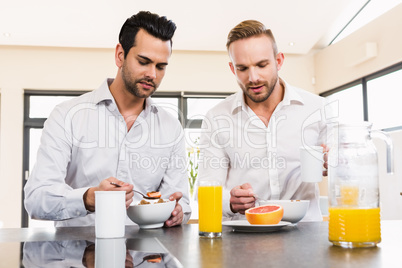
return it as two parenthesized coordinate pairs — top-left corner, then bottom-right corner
(83, 177), (134, 212)
(230, 183), (255, 214)
(164, 192), (183, 227)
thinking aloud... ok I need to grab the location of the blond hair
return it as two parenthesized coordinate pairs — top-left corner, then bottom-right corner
(226, 20), (278, 55)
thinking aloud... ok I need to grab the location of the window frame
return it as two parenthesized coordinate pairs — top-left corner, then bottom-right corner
(22, 90), (88, 227)
(320, 61), (402, 132)
(152, 91), (231, 128)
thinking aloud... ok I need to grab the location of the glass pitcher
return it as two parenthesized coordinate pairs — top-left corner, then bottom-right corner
(327, 122), (393, 248)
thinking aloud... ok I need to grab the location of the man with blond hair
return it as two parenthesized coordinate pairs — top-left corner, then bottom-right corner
(198, 20), (327, 221)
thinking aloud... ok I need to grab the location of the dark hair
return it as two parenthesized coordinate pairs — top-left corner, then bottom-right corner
(226, 20), (278, 55)
(118, 11), (177, 58)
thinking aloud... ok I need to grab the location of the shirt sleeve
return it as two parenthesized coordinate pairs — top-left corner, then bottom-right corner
(157, 125), (192, 221)
(197, 111), (235, 218)
(24, 105), (89, 221)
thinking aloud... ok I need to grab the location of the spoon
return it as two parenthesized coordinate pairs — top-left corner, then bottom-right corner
(109, 182), (160, 199)
(253, 194), (266, 206)
(133, 190), (160, 200)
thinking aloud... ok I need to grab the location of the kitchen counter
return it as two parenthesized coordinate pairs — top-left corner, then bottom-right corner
(0, 221), (400, 267)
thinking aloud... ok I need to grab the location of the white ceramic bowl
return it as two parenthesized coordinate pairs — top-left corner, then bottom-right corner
(127, 199), (175, 229)
(258, 200), (310, 223)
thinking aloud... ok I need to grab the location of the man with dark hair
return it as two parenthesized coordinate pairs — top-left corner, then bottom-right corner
(119, 11), (176, 57)
(24, 11), (191, 227)
(198, 20), (327, 222)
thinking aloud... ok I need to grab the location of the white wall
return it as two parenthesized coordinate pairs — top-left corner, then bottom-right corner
(315, 3), (402, 93)
(166, 51), (316, 93)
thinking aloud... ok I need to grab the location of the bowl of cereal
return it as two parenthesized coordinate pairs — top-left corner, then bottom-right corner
(127, 199), (175, 229)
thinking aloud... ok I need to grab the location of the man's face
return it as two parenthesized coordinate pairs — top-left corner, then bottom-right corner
(228, 34), (283, 103)
(121, 29), (171, 98)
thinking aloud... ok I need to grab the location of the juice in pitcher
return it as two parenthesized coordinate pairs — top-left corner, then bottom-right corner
(328, 207), (381, 247)
(327, 122), (393, 248)
(198, 181), (222, 238)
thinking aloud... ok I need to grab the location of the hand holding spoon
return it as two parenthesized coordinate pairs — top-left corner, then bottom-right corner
(110, 182), (160, 200)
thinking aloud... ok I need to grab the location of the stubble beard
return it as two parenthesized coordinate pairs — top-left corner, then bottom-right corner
(121, 63), (158, 99)
(242, 76), (278, 103)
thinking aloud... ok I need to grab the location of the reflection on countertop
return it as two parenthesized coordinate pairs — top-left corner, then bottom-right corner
(22, 238), (182, 268)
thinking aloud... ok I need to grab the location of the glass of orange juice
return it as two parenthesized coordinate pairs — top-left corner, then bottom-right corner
(198, 180), (222, 238)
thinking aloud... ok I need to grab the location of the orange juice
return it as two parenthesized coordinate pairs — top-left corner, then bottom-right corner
(340, 185), (359, 205)
(329, 207), (381, 247)
(198, 185), (222, 235)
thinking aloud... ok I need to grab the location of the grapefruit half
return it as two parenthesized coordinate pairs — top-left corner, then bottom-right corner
(245, 204), (284, 225)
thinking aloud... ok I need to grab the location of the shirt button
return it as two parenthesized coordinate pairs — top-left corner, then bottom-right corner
(76, 211), (80, 216)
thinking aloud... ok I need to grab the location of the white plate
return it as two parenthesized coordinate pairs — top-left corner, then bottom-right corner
(222, 220), (291, 233)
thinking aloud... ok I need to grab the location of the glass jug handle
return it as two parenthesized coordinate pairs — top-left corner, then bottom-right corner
(371, 130), (394, 174)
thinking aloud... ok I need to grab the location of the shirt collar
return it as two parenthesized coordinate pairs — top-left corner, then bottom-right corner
(145, 97), (159, 114)
(93, 78), (114, 105)
(231, 91), (247, 114)
(280, 78), (304, 106)
(93, 78), (159, 114)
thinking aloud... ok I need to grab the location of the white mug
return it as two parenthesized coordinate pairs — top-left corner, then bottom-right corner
(300, 145), (324, 183)
(95, 191), (126, 238)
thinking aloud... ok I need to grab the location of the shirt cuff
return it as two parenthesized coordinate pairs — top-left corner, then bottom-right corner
(182, 212), (191, 224)
(65, 187), (90, 218)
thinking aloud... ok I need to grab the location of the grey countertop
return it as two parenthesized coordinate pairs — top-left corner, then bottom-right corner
(0, 221), (400, 267)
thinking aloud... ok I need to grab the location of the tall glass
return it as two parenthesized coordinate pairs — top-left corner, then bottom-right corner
(198, 180), (222, 238)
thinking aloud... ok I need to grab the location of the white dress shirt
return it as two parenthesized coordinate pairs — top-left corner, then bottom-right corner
(198, 79), (327, 221)
(24, 79), (191, 227)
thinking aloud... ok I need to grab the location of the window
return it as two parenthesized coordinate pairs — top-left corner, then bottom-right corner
(152, 92), (230, 147)
(325, 83), (364, 123)
(23, 91), (87, 228)
(186, 98), (223, 120)
(151, 96), (179, 119)
(367, 69), (402, 130)
(321, 62), (402, 131)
